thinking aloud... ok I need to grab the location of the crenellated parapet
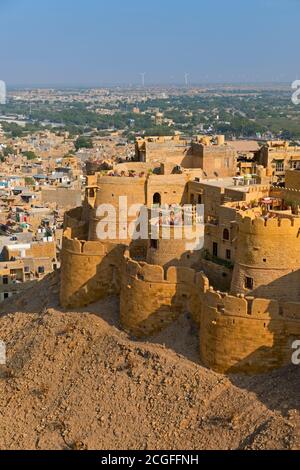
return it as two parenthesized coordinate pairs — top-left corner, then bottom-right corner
(60, 228), (126, 309)
(231, 214), (300, 301)
(200, 289), (300, 374)
(236, 212), (300, 230)
(120, 253), (208, 337)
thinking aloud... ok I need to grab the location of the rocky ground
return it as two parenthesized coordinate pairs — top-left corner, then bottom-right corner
(0, 272), (299, 450)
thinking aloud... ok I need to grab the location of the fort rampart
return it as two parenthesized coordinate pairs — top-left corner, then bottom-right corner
(231, 215), (300, 301)
(200, 290), (300, 374)
(120, 254), (208, 337)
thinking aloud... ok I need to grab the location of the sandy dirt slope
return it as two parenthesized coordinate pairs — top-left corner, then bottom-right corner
(0, 272), (299, 450)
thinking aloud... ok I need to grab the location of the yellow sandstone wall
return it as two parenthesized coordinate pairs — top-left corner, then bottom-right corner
(60, 231), (126, 308)
(120, 255), (208, 337)
(63, 206), (89, 240)
(147, 174), (188, 206)
(146, 225), (203, 270)
(200, 290), (300, 374)
(231, 215), (300, 301)
(88, 176), (147, 242)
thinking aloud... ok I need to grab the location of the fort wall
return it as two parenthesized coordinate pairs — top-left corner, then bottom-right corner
(120, 256), (208, 337)
(60, 231), (126, 308)
(89, 176), (147, 242)
(231, 215), (300, 301)
(200, 290), (300, 374)
(59, 172), (300, 375)
(146, 225), (203, 269)
(63, 207), (89, 240)
(146, 174), (188, 206)
(200, 259), (232, 292)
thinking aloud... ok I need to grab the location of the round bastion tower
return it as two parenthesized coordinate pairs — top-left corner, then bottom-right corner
(146, 225), (203, 270)
(60, 174), (148, 309)
(88, 174), (147, 244)
(230, 213), (300, 302)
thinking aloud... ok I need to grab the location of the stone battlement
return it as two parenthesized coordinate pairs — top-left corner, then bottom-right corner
(201, 285), (300, 374)
(124, 253), (209, 287)
(120, 254), (208, 336)
(63, 231), (108, 256)
(236, 213), (300, 231)
(204, 288), (300, 321)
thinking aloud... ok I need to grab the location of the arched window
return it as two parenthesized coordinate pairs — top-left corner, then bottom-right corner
(223, 228), (230, 241)
(153, 193), (161, 205)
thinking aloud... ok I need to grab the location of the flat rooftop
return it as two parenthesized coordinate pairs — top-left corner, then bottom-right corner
(198, 177), (256, 192)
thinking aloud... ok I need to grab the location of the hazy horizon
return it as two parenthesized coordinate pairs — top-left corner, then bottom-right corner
(1, 0), (300, 86)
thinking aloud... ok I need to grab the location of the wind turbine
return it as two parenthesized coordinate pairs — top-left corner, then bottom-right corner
(184, 72), (190, 87)
(140, 72), (146, 87)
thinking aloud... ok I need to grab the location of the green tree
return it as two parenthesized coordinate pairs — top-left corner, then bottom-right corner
(22, 151), (37, 160)
(25, 177), (35, 186)
(2, 145), (14, 157)
(75, 136), (93, 150)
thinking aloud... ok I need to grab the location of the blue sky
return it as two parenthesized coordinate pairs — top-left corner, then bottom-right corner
(0, 0), (299, 86)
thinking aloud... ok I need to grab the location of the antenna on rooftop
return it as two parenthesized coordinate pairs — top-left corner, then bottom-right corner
(140, 72), (146, 87)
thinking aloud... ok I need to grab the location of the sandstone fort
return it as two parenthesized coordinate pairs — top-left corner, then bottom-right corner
(60, 135), (300, 375)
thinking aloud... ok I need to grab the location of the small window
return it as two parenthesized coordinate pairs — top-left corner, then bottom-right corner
(150, 239), (158, 250)
(3, 276), (8, 285)
(245, 276), (254, 290)
(223, 229), (230, 241)
(4, 293), (9, 299)
(226, 249), (231, 260)
(38, 266), (45, 274)
(213, 242), (218, 257)
(275, 161), (284, 172)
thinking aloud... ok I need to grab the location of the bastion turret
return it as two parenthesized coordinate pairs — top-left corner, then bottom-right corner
(231, 213), (300, 301)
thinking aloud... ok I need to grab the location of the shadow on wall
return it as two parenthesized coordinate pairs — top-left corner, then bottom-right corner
(243, 269), (300, 303)
(119, 250), (207, 341)
(201, 289), (300, 373)
(61, 244), (126, 309)
(223, 316), (299, 375)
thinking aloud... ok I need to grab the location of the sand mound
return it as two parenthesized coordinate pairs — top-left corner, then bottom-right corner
(0, 273), (299, 450)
